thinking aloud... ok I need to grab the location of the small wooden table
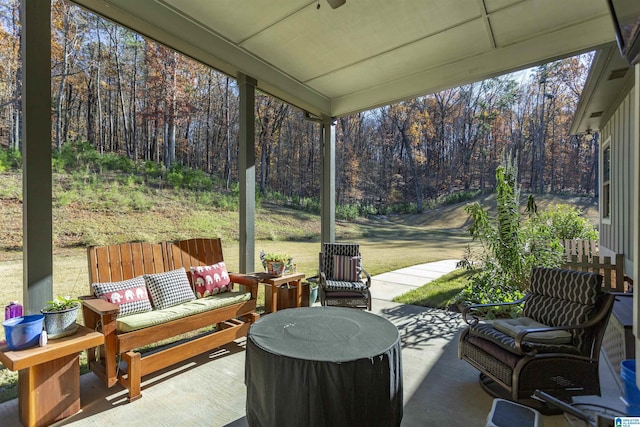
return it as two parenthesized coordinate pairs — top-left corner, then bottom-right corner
(0, 324), (104, 427)
(261, 272), (306, 313)
(235, 272), (306, 313)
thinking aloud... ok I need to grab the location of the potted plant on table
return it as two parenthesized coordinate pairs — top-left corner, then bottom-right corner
(260, 251), (293, 277)
(41, 296), (81, 339)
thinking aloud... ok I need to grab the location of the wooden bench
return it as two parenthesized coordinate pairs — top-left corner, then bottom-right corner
(81, 238), (260, 401)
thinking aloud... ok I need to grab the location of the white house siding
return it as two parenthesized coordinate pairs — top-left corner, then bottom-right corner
(600, 84), (635, 276)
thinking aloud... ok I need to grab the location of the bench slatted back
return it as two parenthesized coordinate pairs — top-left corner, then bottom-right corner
(165, 238), (224, 290)
(87, 238), (225, 294)
(87, 242), (168, 292)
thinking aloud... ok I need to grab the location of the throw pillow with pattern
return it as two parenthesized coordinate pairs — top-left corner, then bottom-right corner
(92, 276), (153, 318)
(144, 267), (196, 309)
(190, 262), (233, 298)
(333, 255), (359, 282)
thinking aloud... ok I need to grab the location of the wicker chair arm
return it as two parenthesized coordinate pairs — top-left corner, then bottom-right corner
(319, 272), (327, 289)
(360, 268), (372, 287)
(462, 296), (528, 325)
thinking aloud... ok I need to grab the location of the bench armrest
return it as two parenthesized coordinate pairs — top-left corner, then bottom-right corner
(80, 296), (120, 317)
(229, 273), (260, 298)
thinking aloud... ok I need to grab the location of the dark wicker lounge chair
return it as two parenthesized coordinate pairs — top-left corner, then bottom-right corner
(458, 267), (614, 409)
(318, 242), (372, 310)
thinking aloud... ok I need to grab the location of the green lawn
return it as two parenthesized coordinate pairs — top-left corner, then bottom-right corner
(393, 268), (471, 309)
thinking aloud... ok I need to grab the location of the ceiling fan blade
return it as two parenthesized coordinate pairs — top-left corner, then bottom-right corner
(326, 0), (346, 9)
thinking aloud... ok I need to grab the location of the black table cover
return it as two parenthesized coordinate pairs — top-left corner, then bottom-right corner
(245, 306), (402, 427)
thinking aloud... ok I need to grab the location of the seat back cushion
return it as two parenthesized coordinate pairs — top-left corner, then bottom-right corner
(321, 243), (360, 279)
(333, 255), (359, 281)
(522, 267), (603, 352)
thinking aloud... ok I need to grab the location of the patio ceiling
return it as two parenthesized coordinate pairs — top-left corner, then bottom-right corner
(72, 0), (615, 118)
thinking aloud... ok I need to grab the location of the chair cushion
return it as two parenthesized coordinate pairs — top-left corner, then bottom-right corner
(467, 335), (521, 369)
(92, 276), (153, 318)
(469, 321), (581, 356)
(333, 255), (359, 281)
(190, 262), (232, 298)
(493, 317), (572, 345)
(324, 279), (368, 292)
(144, 268), (196, 309)
(116, 291), (251, 333)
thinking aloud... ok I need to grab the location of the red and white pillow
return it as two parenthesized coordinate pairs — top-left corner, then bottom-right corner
(190, 262), (233, 298)
(92, 276), (153, 317)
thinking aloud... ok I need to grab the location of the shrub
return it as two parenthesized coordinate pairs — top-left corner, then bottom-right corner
(144, 160), (164, 178)
(536, 204), (598, 240)
(100, 153), (134, 173)
(336, 203), (359, 220)
(0, 148), (21, 172)
(166, 171), (183, 189)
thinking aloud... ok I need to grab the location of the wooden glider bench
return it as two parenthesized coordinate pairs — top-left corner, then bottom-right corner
(81, 238), (260, 401)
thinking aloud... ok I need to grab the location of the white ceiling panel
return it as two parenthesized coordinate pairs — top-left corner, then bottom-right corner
(490, 0), (610, 47)
(308, 19), (492, 97)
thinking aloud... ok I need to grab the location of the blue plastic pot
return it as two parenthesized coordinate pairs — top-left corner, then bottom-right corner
(3, 314), (44, 351)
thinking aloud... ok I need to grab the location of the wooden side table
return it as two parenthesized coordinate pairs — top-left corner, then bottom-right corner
(262, 272), (306, 313)
(0, 324), (104, 427)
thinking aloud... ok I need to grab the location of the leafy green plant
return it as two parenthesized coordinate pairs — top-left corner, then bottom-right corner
(0, 148), (21, 172)
(42, 295), (81, 312)
(464, 158), (530, 291)
(456, 155), (567, 311)
(536, 204), (598, 240)
(262, 252), (291, 262)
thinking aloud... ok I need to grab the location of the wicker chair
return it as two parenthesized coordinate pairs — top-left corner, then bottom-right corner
(458, 267), (614, 408)
(318, 242), (372, 310)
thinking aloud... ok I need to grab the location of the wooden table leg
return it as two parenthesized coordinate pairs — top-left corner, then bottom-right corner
(19, 353), (80, 427)
(295, 280), (302, 307)
(271, 284), (278, 312)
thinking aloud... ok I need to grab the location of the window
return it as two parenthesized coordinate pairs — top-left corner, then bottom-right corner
(602, 139), (611, 222)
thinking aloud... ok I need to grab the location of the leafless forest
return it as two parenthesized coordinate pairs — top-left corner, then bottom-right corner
(0, 0), (597, 212)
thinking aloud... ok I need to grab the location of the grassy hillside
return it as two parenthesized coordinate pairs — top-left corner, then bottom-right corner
(0, 170), (598, 308)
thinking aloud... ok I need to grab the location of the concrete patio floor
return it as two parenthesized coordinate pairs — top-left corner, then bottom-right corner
(0, 261), (627, 426)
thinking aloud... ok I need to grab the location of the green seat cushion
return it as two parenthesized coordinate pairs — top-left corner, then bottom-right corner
(493, 317), (572, 345)
(117, 291), (251, 333)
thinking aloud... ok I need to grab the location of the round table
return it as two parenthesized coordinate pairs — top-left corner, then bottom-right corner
(245, 306), (402, 427)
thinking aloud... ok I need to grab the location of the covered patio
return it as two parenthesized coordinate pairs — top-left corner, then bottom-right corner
(0, 297), (626, 426)
(20, 0), (624, 311)
(11, 0), (640, 425)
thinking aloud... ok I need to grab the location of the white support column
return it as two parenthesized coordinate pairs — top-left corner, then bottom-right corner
(238, 74), (256, 273)
(320, 116), (336, 244)
(21, 0), (53, 314)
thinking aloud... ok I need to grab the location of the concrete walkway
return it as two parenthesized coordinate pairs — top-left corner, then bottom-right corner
(370, 259), (460, 302)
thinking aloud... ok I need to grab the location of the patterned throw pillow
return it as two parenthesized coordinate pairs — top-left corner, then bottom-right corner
(190, 262), (233, 298)
(144, 268), (196, 309)
(333, 255), (359, 282)
(92, 276), (153, 318)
